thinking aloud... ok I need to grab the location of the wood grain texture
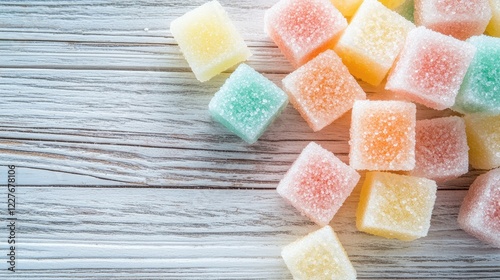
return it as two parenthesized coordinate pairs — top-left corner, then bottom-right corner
(0, 0), (499, 278)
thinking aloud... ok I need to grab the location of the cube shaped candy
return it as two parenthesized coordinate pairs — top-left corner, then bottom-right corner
(465, 114), (500, 170)
(265, 0), (347, 68)
(486, 0), (500, 36)
(209, 64), (288, 144)
(395, 0), (415, 22)
(414, 0), (492, 40)
(281, 226), (357, 280)
(170, 1), (251, 82)
(453, 35), (500, 115)
(334, 0), (415, 86)
(277, 142), (360, 226)
(379, 0), (406, 9)
(458, 168), (500, 248)
(350, 100), (416, 171)
(330, 0), (363, 17)
(386, 27), (476, 110)
(411, 117), (469, 182)
(356, 172), (438, 241)
(282, 50), (366, 132)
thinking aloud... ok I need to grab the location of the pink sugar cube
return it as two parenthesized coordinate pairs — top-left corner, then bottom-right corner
(350, 100), (416, 171)
(264, 0), (347, 68)
(282, 50), (366, 132)
(277, 142), (360, 226)
(414, 0), (492, 40)
(458, 168), (500, 248)
(411, 116), (469, 182)
(386, 27), (476, 110)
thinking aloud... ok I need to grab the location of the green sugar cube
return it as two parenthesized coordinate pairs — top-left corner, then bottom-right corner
(453, 35), (500, 115)
(209, 64), (288, 144)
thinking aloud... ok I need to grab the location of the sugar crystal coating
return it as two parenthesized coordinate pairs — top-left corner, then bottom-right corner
(356, 172), (438, 241)
(386, 27), (476, 110)
(265, 0), (347, 68)
(209, 64), (288, 144)
(414, 0), (492, 40)
(486, 0), (500, 36)
(329, 0), (363, 17)
(411, 116), (469, 182)
(169, 0), (251, 82)
(281, 225), (357, 279)
(277, 142), (360, 226)
(464, 114), (500, 170)
(282, 50), (366, 132)
(453, 35), (500, 115)
(458, 168), (500, 248)
(350, 100), (416, 171)
(334, 0), (415, 86)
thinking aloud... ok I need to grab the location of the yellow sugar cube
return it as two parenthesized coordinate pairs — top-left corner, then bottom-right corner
(282, 226), (357, 280)
(465, 114), (500, 170)
(356, 172), (437, 241)
(334, 0), (415, 85)
(170, 1), (252, 82)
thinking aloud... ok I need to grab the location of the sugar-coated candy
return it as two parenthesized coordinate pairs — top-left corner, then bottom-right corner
(170, 0), (251, 82)
(357, 172), (437, 241)
(208, 64), (288, 144)
(282, 50), (366, 132)
(453, 35), (500, 115)
(265, 0), (347, 68)
(277, 142), (360, 226)
(386, 27), (475, 110)
(334, 0), (415, 86)
(350, 100), (416, 171)
(458, 168), (500, 248)
(379, 0), (406, 9)
(395, 0), (415, 22)
(329, 0), (363, 17)
(414, 0), (492, 40)
(464, 114), (500, 170)
(411, 117), (469, 182)
(486, 0), (500, 36)
(281, 225), (357, 280)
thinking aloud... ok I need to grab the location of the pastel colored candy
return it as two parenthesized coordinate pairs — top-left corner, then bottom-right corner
(208, 64), (288, 144)
(277, 142), (360, 226)
(379, 0), (406, 9)
(265, 0), (347, 68)
(394, 0), (415, 22)
(453, 35), (500, 115)
(334, 0), (415, 86)
(411, 116), (469, 182)
(170, 0), (251, 82)
(386, 27), (476, 110)
(414, 0), (492, 40)
(486, 0), (500, 36)
(458, 168), (500, 248)
(464, 114), (500, 170)
(329, 0), (363, 17)
(281, 226), (357, 280)
(350, 100), (416, 171)
(356, 172), (438, 241)
(282, 50), (366, 132)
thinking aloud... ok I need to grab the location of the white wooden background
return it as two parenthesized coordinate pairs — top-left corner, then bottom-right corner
(0, 0), (499, 279)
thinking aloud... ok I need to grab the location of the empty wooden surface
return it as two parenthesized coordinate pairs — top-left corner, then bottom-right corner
(0, 0), (499, 279)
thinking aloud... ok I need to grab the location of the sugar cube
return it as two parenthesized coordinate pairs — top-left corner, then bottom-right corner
(329, 0), (363, 17)
(411, 117), (469, 182)
(170, 0), (251, 82)
(486, 0), (500, 36)
(386, 27), (476, 110)
(458, 168), (500, 248)
(282, 50), (366, 132)
(464, 114), (500, 170)
(350, 100), (416, 171)
(281, 225), (357, 280)
(414, 0), (492, 40)
(277, 142), (360, 226)
(453, 35), (500, 115)
(208, 64), (288, 144)
(334, 0), (415, 86)
(357, 172), (438, 241)
(265, 0), (347, 68)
